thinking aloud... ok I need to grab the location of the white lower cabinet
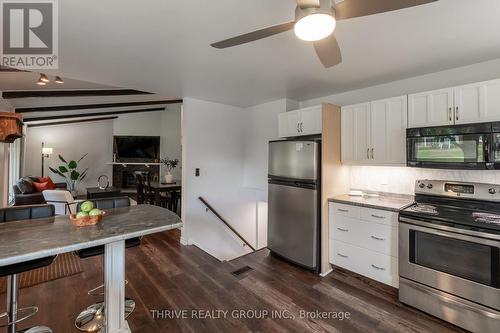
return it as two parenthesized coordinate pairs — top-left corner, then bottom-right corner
(329, 202), (399, 287)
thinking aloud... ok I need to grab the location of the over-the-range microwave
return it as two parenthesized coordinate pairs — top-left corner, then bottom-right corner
(407, 122), (500, 170)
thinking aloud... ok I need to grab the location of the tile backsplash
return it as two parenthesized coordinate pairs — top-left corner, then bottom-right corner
(350, 166), (500, 195)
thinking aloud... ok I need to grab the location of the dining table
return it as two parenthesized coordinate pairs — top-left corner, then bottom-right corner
(0, 204), (182, 333)
(148, 181), (182, 208)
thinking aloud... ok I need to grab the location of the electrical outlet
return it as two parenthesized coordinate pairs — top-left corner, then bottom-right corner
(195, 168), (200, 177)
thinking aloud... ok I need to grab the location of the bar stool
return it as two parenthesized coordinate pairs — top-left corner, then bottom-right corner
(73, 197), (140, 332)
(0, 205), (56, 333)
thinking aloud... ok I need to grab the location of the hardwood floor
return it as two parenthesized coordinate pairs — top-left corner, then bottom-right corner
(2, 229), (464, 333)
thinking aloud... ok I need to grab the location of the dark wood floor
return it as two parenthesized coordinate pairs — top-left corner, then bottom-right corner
(3, 229), (464, 333)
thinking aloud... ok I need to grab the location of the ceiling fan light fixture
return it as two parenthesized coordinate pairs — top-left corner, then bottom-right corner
(294, 13), (336, 42)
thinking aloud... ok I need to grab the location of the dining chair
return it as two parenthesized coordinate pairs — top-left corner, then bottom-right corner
(0, 204), (56, 333)
(42, 190), (80, 215)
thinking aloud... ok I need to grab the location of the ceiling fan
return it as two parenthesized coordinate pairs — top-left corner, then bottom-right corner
(211, 0), (438, 68)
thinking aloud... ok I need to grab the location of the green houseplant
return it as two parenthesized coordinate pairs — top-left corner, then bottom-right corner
(160, 157), (179, 183)
(49, 153), (88, 197)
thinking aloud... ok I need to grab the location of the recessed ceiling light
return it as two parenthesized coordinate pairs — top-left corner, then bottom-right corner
(37, 77), (46, 85)
(40, 73), (49, 83)
(55, 76), (64, 84)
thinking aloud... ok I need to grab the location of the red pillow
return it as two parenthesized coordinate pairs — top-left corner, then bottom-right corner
(38, 176), (57, 190)
(33, 181), (50, 192)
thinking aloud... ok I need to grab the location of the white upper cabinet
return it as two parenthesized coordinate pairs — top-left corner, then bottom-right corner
(341, 96), (407, 166)
(408, 88), (454, 128)
(408, 79), (500, 127)
(341, 103), (370, 164)
(454, 79), (500, 124)
(278, 105), (322, 138)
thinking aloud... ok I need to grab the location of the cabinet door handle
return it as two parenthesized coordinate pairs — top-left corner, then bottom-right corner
(337, 227), (349, 232)
(337, 209), (349, 213)
(456, 106), (459, 121)
(367, 148), (370, 159)
(371, 214), (385, 219)
(297, 123), (300, 133)
(448, 107), (452, 121)
(371, 264), (386, 271)
(371, 148), (374, 159)
(371, 235), (385, 241)
(337, 253), (349, 258)
(300, 122), (303, 132)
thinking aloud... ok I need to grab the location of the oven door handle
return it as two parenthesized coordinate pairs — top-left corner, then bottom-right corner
(399, 216), (500, 245)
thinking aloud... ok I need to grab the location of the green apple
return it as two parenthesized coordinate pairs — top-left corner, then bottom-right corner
(80, 201), (94, 213)
(89, 208), (102, 217)
(76, 211), (89, 219)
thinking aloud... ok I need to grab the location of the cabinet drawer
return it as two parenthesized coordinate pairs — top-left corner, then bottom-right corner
(330, 240), (398, 287)
(330, 217), (398, 257)
(360, 207), (398, 226)
(360, 221), (398, 257)
(330, 215), (358, 245)
(330, 202), (360, 219)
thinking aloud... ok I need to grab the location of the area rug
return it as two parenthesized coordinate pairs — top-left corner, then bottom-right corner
(0, 253), (83, 293)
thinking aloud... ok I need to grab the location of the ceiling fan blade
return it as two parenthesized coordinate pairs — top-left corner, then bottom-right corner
(313, 33), (342, 68)
(296, 0), (320, 9)
(335, 0), (438, 20)
(211, 21), (295, 49)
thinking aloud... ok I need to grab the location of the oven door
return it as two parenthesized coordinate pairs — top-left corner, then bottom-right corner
(407, 132), (492, 169)
(399, 219), (500, 310)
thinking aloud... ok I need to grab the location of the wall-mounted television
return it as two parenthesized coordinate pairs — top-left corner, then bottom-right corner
(114, 136), (160, 159)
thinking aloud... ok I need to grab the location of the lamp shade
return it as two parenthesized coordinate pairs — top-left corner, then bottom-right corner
(42, 147), (53, 155)
(0, 112), (23, 143)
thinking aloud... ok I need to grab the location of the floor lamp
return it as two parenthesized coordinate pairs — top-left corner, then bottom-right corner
(41, 142), (53, 177)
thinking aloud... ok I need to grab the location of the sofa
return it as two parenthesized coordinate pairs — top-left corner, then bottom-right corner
(13, 176), (67, 206)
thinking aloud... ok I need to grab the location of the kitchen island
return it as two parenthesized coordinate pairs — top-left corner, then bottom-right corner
(0, 204), (182, 333)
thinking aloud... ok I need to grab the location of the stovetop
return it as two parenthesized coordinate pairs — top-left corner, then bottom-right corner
(400, 196), (500, 234)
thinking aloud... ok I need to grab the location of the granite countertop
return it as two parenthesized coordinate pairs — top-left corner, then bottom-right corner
(329, 193), (414, 212)
(0, 205), (183, 267)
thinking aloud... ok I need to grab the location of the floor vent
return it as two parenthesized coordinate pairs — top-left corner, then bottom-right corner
(231, 265), (253, 277)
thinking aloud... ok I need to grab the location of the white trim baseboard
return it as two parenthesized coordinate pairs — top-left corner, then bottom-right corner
(320, 268), (333, 277)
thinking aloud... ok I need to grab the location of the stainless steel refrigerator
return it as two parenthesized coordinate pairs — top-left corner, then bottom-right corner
(268, 139), (320, 271)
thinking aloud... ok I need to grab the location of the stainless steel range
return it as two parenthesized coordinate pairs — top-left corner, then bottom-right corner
(399, 180), (500, 333)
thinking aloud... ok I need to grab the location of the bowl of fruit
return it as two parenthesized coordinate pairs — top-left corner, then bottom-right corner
(70, 201), (106, 227)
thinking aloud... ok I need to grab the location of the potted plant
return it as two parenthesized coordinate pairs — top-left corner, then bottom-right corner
(49, 153), (88, 197)
(160, 157), (179, 183)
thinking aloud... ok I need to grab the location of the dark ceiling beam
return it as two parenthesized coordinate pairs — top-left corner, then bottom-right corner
(23, 107), (166, 122)
(15, 99), (183, 113)
(27, 116), (118, 128)
(3, 89), (153, 99)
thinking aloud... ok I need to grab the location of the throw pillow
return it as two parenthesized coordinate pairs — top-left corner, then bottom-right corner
(27, 176), (40, 183)
(16, 177), (34, 194)
(33, 181), (50, 192)
(39, 176), (57, 190)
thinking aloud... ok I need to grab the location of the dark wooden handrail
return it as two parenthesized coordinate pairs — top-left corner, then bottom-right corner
(198, 197), (256, 252)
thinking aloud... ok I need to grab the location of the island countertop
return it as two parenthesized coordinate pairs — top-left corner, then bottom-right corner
(0, 204), (182, 267)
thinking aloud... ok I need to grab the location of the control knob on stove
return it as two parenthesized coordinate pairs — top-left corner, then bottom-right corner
(419, 183), (425, 189)
(427, 184), (433, 189)
(488, 188), (497, 195)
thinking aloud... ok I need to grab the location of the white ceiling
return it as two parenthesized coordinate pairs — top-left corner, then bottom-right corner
(36, 0), (500, 107)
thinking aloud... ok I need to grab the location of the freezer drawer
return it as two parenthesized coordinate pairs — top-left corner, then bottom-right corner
(269, 141), (319, 181)
(267, 182), (319, 269)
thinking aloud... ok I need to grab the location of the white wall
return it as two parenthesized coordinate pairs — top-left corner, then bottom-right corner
(182, 97), (253, 260)
(300, 58), (500, 108)
(112, 105), (182, 180)
(24, 120), (113, 194)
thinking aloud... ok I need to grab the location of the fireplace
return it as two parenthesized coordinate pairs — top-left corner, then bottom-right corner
(113, 164), (159, 190)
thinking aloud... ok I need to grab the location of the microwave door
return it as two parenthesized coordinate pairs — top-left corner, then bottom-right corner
(407, 133), (491, 169)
